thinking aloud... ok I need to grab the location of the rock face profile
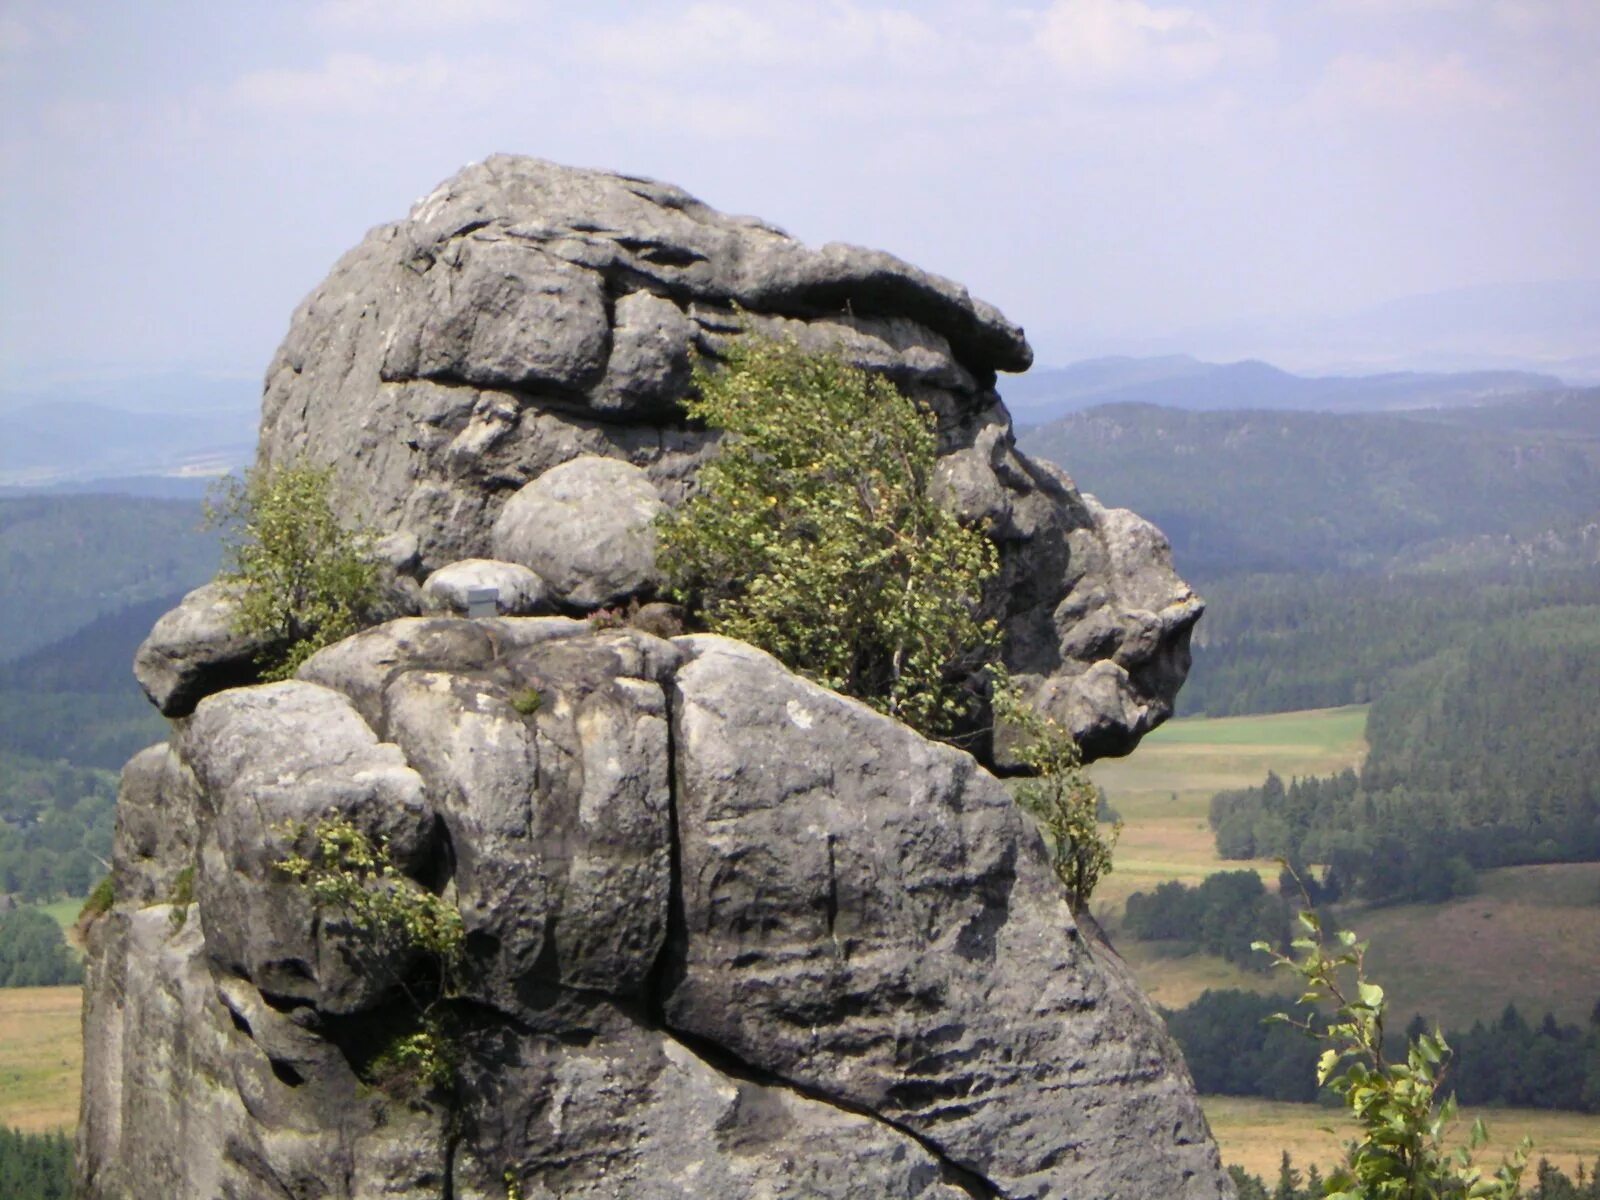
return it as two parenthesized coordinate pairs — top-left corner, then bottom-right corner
(237, 153), (1200, 757)
(93, 157), (1229, 1198)
(86, 619), (1229, 1198)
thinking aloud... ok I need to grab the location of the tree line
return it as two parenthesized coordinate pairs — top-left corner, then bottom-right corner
(0, 909), (81, 987)
(1205, 607), (1600, 900)
(0, 1126), (72, 1200)
(0, 751), (115, 904)
(1179, 566), (1600, 718)
(1121, 870), (1298, 969)
(1167, 989), (1600, 1114)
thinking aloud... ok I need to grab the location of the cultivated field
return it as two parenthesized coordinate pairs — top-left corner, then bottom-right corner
(1092, 705), (1600, 1174)
(1087, 705), (1368, 926)
(1088, 706), (1600, 1026)
(0, 985), (81, 1133)
(1359, 862), (1600, 1028)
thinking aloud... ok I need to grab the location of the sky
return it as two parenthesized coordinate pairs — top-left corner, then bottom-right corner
(2, 0), (1598, 390)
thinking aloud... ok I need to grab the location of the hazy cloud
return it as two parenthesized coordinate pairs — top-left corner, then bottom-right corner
(577, 2), (940, 75)
(228, 51), (504, 116)
(1307, 51), (1507, 119)
(311, 0), (521, 34)
(1031, 0), (1273, 88)
(1, 0), (1595, 378)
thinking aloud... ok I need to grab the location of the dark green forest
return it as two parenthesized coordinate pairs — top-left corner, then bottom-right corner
(1017, 392), (1600, 581)
(1177, 566), (1600, 717)
(1228, 1155), (1600, 1200)
(0, 909), (81, 987)
(0, 496), (218, 663)
(0, 753), (116, 903)
(0, 593), (180, 769)
(1208, 607), (1600, 900)
(1122, 870), (1297, 969)
(0, 1127), (73, 1200)
(1168, 989), (1600, 1114)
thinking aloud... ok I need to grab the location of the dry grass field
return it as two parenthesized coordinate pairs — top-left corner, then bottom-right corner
(1087, 705), (1368, 925)
(1088, 706), (1600, 1026)
(0, 985), (81, 1133)
(1092, 705), (1600, 1170)
(1357, 862), (1600, 1029)
(1205, 1096), (1600, 1181)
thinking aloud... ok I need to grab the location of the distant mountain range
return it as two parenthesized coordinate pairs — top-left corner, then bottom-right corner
(1017, 388), (1600, 581)
(0, 373), (257, 488)
(1035, 280), (1600, 381)
(1002, 355), (1573, 427)
(0, 494), (220, 662)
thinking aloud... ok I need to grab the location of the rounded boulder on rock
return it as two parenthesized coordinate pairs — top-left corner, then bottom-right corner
(490, 455), (665, 610)
(421, 557), (552, 616)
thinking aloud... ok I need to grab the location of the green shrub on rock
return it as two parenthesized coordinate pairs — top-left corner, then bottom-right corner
(994, 680), (1120, 914)
(658, 334), (998, 738)
(207, 461), (381, 680)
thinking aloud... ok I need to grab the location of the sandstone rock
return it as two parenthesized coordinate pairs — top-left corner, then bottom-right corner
(132, 581), (273, 717)
(243, 155), (1196, 759)
(178, 681), (437, 1012)
(81, 620), (1232, 1199)
(667, 636), (1225, 1197)
(490, 455), (665, 610)
(90, 157), (1224, 1197)
(421, 557), (552, 616)
(109, 744), (199, 909)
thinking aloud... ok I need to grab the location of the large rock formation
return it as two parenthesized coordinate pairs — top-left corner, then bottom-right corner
(94, 158), (1230, 1198)
(85, 617), (1230, 1198)
(210, 154), (1197, 758)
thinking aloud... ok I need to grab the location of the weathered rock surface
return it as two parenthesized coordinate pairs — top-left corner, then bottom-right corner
(668, 637), (1220, 1197)
(241, 154), (1199, 756)
(489, 455), (665, 609)
(133, 581), (276, 718)
(421, 557), (552, 616)
(80, 619), (1233, 1199)
(91, 158), (1226, 1198)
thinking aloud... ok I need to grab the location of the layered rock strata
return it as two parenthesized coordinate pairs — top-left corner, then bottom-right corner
(84, 617), (1231, 1199)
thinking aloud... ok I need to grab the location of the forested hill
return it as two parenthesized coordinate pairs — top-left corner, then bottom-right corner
(0, 495), (219, 662)
(1209, 605), (1600, 897)
(1017, 390), (1600, 581)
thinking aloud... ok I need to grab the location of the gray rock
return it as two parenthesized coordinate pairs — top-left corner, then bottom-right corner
(88, 159), (1226, 1197)
(381, 235), (612, 393)
(178, 680), (437, 1012)
(374, 528), (422, 573)
(78, 908), (452, 1199)
(132, 581), (272, 717)
(490, 455), (665, 609)
(459, 1022), (973, 1200)
(421, 557), (552, 616)
(379, 634), (673, 1015)
(667, 636), (1228, 1198)
(245, 154), (1195, 760)
(82, 622), (1233, 1199)
(109, 743), (199, 909)
(591, 289), (695, 416)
